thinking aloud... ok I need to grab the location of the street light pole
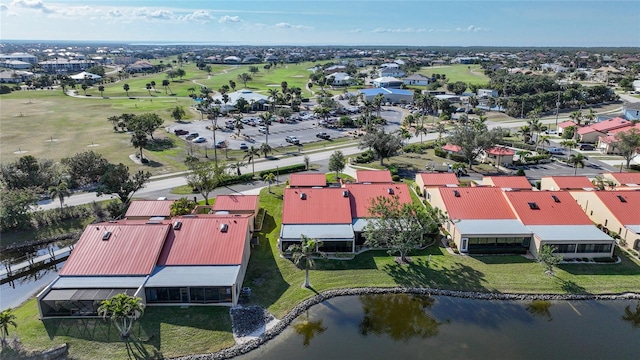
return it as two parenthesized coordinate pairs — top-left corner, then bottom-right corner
(554, 91), (561, 130)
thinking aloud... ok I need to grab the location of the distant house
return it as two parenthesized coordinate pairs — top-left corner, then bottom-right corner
(477, 89), (499, 98)
(358, 87), (413, 104)
(126, 60), (154, 73)
(70, 71), (102, 82)
(0, 52), (38, 64)
(326, 72), (356, 86)
(540, 176), (594, 191)
(323, 65), (346, 74)
(482, 147), (515, 165)
(378, 67), (405, 78)
(0, 70), (33, 83)
(623, 102), (640, 121)
(355, 170), (393, 183)
(223, 56), (242, 64)
(577, 117), (630, 143)
(601, 172), (640, 190)
(482, 176), (532, 190)
(415, 172), (459, 199)
(557, 121), (579, 137)
(372, 76), (403, 88)
(633, 80), (640, 94)
(209, 89), (269, 112)
(403, 74), (430, 86)
(1, 60), (32, 70)
(597, 123), (640, 154)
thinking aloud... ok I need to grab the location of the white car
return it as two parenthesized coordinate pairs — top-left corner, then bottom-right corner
(192, 136), (207, 143)
(258, 126), (268, 134)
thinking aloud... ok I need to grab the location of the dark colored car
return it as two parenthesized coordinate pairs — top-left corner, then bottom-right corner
(174, 129), (189, 135)
(579, 144), (595, 151)
(316, 132), (331, 140)
(185, 133), (199, 140)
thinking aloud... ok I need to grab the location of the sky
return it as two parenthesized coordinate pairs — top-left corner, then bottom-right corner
(0, 0), (638, 47)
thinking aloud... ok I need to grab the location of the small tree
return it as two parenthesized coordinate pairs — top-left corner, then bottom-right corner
(48, 181), (71, 209)
(123, 83), (130, 97)
(287, 235), (325, 288)
(0, 308), (17, 345)
(358, 129), (403, 166)
(96, 163), (151, 207)
(263, 172), (277, 193)
(171, 106), (186, 122)
(98, 293), (145, 339)
(304, 155), (311, 170)
(186, 162), (225, 205)
(170, 197), (196, 216)
(538, 244), (563, 275)
(328, 150), (346, 179)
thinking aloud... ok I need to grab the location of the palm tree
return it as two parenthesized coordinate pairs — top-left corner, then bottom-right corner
(162, 79), (171, 94)
(131, 131), (148, 162)
(243, 146), (260, 175)
(584, 108), (596, 125)
(568, 153), (587, 175)
(233, 115), (244, 137)
(48, 181), (70, 209)
(228, 79), (236, 91)
(98, 85), (105, 97)
(287, 235), (325, 288)
(81, 83), (88, 95)
(560, 139), (577, 159)
(537, 135), (551, 152)
(97, 293), (145, 339)
(268, 88), (280, 111)
(0, 308), (17, 345)
(150, 80), (156, 92)
(123, 83), (130, 97)
(259, 111), (272, 144)
(146, 83), (152, 96)
(435, 123), (446, 144)
(569, 110), (583, 125)
(263, 172), (277, 193)
(207, 106), (221, 166)
(260, 142), (274, 158)
(170, 197), (196, 216)
(228, 161), (245, 176)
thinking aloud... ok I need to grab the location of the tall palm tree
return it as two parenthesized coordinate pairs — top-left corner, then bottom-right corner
(0, 308), (18, 345)
(243, 146), (260, 175)
(262, 172), (277, 193)
(435, 123), (446, 144)
(260, 142), (274, 158)
(268, 88), (280, 111)
(287, 235), (325, 288)
(48, 181), (70, 209)
(569, 110), (583, 125)
(584, 108), (596, 125)
(259, 111), (272, 144)
(150, 80), (156, 92)
(98, 85), (105, 97)
(568, 153), (587, 175)
(560, 139), (577, 159)
(537, 135), (551, 152)
(123, 83), (130, 97)
(233, 115), (244, 137)
(98, 293), (145, 339)
(162, 79), (171, 94)
(208, 106), (221, 166)
(228, 161), (245, 176)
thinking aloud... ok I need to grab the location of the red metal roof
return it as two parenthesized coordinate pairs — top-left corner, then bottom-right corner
(212, 194), (259, 212)
(484, 176), (532, 189)
(157, 216), (249, 266)
(545, 176), (594, 189)
(438, 187), (516, 220)
(125, 200), (174, 218)
(442, 144), (462, 152)
(418, 173), (459, 187)
(282, 188), (352, 224)
(288, 173), (327, 187)
(595, 191), (640, 225)
(486, 147), (515, 156)
(355, 170), (393, 183)
(608, 172), (640, 186)
(345, 183), (412, 218)
(60, 223), (169, 276)
(505, 191), (592, 225)
(577, 117), (629, 135)
(558, 121), (578, 128)
(609, 123), (640, 135)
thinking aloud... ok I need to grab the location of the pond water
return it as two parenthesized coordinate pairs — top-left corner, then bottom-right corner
(238, 294), (639, 360)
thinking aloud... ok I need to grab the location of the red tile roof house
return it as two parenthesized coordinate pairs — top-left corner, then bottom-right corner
(37, 215), (253, 318)
(428, 187), (533, 254)
(482, 176), (533, 190)
(481, 147), (515, 165)
(570, 190), (640, 252)
(576, 117), (630, 144)
(540, 176), (594, 191)
(557, 120), (580, 137)
(414, 172), (459, 199)
(288, 173), (327, 187)
(505, 191), (614, 259)
(602, 172), (640, 190)
(124, 200), (175, 220)
(354, 170), (393, 183)
(597, 123), (640, 155)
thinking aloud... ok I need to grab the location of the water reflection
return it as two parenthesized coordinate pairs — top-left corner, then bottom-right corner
(358, 294), (439, 341)
(292, 311), (326, 347)
(526, 300), (553, 322)
(622, 301), (640, 328)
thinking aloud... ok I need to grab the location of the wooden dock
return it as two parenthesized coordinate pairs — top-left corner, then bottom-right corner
(1, 245), (73, 285)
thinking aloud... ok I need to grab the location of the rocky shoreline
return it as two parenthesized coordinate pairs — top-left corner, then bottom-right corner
(171, 287), (640, 360)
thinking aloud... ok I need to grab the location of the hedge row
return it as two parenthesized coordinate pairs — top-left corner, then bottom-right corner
(258, 164), (306, 178)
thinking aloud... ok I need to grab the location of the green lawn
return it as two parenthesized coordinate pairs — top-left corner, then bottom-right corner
(418, 64), (490, 86)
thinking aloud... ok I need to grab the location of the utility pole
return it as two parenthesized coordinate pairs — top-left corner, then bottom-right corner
(554, 91), (561, 130)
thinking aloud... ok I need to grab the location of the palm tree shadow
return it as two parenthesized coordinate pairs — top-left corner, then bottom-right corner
(125, 338), (161, 360)
(555, 277), (589, 294)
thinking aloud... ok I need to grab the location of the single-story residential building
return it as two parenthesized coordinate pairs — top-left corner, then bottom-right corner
(326, 72), (356, 86)
(577, 117), (630, 143)
(557, 121), (579, 137)
(540, 176), (595, 191)
(210, 89), (269, 112)
(482, 176), (532, 190)
(477, 89), (499, 98)
(601, 172), (640, 190)
(372, 76), (404, 88)
(570, 190), (640, 252)
(358, 87), (413, 104)
(355, 170), (393, 183)
(289, 173), (327, 187)
(415, 172), (459, 199)
(0, 70), (33, 83)
(482, 147), (515, 165)
(70, 71), (102, 82)
(403, 74), (430, 86)
(378, 67), (405, 78)
(597, 123), (640, 155)
(223, 56), (242, 64)
(125, 199), (175, 220)
(623, 102), (640, 121)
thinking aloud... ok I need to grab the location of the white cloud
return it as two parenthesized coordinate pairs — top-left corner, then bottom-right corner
(349, 29), (362, 33)
(182, 10), (212, 22)
(456, 25), (487, 32)
(147, 9), (173, 20)
(218, 15), (241, 23)
(275, 22), (312, 30)
(104, 9), (122, 18)
(11, 0), (53, 13)
(373, 28), (426, 33)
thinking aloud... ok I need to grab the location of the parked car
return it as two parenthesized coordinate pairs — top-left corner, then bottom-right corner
(186, 133), (199, 140)
(174, 129), (189, 135)
(192, 136), (207, 143)
(579, 144), (595, 151)
(285, 135), (300, 144)
(548, 147), (565, 155)
(316, 132), (331, 140)
(239, 143), (248, 150)
(258, 126), (268, 134)
(215, 140), (226, 148)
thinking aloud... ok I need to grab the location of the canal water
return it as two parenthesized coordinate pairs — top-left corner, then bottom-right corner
(0, 261), (64, 311)
(239, 294), (639, 360)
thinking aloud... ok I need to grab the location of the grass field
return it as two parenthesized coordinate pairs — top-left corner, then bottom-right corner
(418, 64), (490, 86)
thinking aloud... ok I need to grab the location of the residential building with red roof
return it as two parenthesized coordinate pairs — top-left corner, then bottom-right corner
(125, 200), (175, 220)
(483, 176), (533, 190)
(505, 191), (614, 259)
(570, 190), (640, 252)
(597, 124), (640, 155)
(429, 187), (532, 254)
(442, 144), (462, 153)
(482, 147), (515, 165)
(557, 121), (579, 137)
(355, 170), (393, 183)
(577, 117), (630, 143)
(289, 173), (327, 187)
(602, 172), (640, 189)
(415, 172), (459, 199)
(540, 176), (594, 190)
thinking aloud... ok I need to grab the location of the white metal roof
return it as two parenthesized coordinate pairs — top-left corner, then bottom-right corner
(625, 225), (640, 234)
(280, 224), (354, 240)
(145, 265), (240, 287)
(528, 225), (614, 242)
(454, 219), (532, 235)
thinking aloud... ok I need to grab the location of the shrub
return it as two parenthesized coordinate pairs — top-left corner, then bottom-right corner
(219, 173), (255, 186)
(387, 165), (399, 176)
(449, 153), (467, 163)
(434, 147), (448, 158)
(354, 149), (375, 163)
(403, 142), (433, 153)
(593, 257), (617, 263)
(392, 174), (400, 182)
(258, 163), (306, 178)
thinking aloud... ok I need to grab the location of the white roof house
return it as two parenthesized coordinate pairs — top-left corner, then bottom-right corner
(70, 71), (102, 81)
(210, 89), (269, 112)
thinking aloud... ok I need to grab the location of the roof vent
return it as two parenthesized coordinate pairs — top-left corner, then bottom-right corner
(173, 221), (182, 230)
(387, 188), (394, 195)
(300, 192), (307, 200)
(617, 195), (627, 203)
(342, 190), (349, 197)
(551, 195), (561, 203)
(453, 190), (460, 197)
(220, 223), (229, 233)
(102, 231), (112, 241)
(528, 202), (540, 210)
